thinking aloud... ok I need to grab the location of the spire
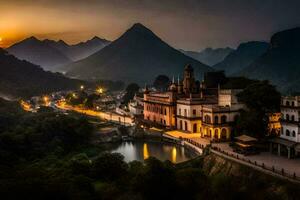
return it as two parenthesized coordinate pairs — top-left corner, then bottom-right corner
(172, 75), (175, 83)
(177, 75), (180, 85)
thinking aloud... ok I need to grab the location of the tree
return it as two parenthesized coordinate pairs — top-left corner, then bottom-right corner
(123, 83), (140, 104)
(235, 80), (281, 138)
(153, 75), (170, 91)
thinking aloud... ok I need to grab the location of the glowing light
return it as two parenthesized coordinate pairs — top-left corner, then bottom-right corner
(0, 37), (2, 42)
(43, 96), (49, 102)
(96, 87), (103, 94)
(80, 85), (84, 90)
(143, 143), (149, 160)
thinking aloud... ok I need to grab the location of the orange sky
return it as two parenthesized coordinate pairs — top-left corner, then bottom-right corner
(1, 0), (300, 50)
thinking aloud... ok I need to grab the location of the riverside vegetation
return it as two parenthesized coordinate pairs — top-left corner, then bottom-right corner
(0, 98), (299, 200)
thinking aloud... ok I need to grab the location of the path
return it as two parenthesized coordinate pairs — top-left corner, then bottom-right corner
(213, 142), (300, 176)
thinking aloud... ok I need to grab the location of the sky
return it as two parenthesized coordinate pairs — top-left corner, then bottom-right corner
(0, 0), (300, 50)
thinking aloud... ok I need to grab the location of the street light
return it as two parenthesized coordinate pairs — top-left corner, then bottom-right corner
(80, 85), (84, 90)
(96, 87), (103, 94)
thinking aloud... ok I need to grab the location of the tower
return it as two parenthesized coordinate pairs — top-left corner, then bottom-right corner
(183, 64), (197, 95)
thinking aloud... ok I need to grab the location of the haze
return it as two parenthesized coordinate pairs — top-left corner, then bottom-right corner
(0, 0), (300, 50)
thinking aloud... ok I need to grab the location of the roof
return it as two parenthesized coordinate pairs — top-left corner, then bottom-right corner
(235, 134), (258, 142)
(269, 137), (296, 147)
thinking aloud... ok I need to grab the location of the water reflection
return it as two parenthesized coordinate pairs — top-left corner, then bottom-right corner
(111, 141), (195, 163)
(143, 143), (149, 160)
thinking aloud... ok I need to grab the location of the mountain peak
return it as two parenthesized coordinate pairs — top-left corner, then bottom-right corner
(126, 23), (155, 37)
(25, 36), (40, 42)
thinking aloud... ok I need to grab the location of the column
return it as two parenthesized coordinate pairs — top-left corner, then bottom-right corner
(278, 144), (281, 156)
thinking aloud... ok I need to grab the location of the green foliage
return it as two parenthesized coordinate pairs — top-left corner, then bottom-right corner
(153, 75), (170, 91)
(234, 80), (281, 138)
(122, 83), (140, 104)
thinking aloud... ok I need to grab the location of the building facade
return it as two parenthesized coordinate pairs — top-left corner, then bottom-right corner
(143, 64), (245, 140)
(270, 96), (300, 158)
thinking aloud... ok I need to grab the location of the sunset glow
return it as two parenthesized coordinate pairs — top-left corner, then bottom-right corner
(1, 1), (300, 50)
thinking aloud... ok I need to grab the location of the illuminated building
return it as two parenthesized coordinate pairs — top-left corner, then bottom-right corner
(270, 96), (300, 158)
(143, 64), (244, 140)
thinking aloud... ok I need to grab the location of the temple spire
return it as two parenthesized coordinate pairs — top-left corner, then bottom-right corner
(172, 75), (175, 83)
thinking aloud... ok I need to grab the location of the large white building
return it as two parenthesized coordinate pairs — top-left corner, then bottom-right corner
(270, 96), (300, 158)
(176, 89), (244, 140)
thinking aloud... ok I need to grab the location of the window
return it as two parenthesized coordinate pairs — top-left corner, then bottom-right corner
(292, 101), (295, 106)
(286, 129), (290, 136)
(214, 116), (219, 124)
(184, 109), (187, 117)
(193, 124), (197, 133)
(292, 131), (296, 137)
(164, 108), (167, 115)
(193, 109), (196, 116)
(179, 120), (183, 130)
(221, 115), (227, 123)
(179, 108), (181, 116)
(286, 114), (290, 121)
(160, 119), (163, 124)
(286, 101), (290, 106)
(204, 115), (211, 123)
(292, 115), (295, 121)
(164, 120), (166, 125)
(184, 121), (188, 131)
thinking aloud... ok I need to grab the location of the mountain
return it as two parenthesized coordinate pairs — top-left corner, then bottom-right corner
(65, 23), (213, 83)
(239, 27), (300, 93)
(181, 47), (233, 66)
(45, 36), (110, 61)
(0, 48), (84, 98)
(6, 37), (72, 71)
(213, 41), (269, 75)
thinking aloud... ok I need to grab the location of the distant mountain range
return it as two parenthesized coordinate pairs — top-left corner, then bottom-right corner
(44, 36), (110, 62)
(181, 47), (233, 66)
(213, 41), (269, 75)
(239, 27), (300, 93)
(65, 23), (213, 84)
(6, 36), (110, 71)
(0, 48), (84, 98)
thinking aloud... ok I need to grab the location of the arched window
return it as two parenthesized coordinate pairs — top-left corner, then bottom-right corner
(214, 129), (219, 139)
(204, 115), (211, 123)
(184, 121), (188, 131)
(292, 115), (295, 121)
(286, 114), (290, 121)
(214, 116), (219, 124)
(286, 101), (290, 106)
(221, 115), (227, 123)
(286, 129), (290, 136)
(221, 129), (227, 140)
(292, 131), (296, 137)
(179, 120), (183, 130)
(292, 101), (295, 106)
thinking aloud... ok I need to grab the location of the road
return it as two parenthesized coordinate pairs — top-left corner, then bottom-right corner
(55, 102), (134, 126)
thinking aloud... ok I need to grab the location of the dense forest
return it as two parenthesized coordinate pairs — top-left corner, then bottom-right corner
(0, 98), (299, 200)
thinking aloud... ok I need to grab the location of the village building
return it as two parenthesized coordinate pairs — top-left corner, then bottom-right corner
(270, 96), (300, 159)
(143, 64), (245, 140)
(128, 94), (144, 116)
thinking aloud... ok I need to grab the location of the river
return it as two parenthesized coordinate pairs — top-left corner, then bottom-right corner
(110, 140), (197, 163)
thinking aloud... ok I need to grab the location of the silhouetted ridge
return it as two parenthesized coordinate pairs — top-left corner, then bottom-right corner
(65, 23), (212, 83)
